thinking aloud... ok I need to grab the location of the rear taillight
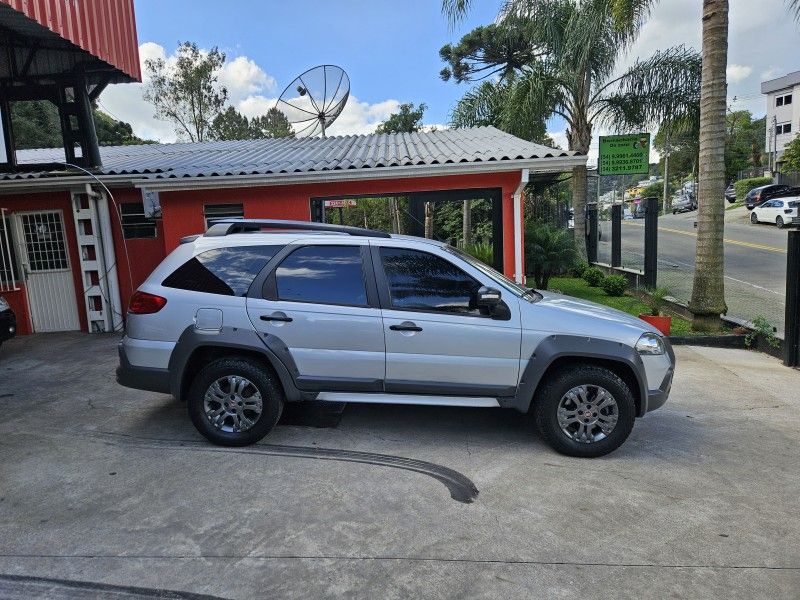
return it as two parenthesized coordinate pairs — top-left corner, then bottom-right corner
(129, 291), (167, 314)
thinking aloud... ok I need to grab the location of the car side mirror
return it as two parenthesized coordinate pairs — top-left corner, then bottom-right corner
(476, 286), (501, 308)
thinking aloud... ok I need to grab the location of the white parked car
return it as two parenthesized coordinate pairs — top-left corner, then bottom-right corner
(750, 197), (800, 228)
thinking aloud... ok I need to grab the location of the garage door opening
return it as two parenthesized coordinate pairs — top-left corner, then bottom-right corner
(311, 188), (503, 273)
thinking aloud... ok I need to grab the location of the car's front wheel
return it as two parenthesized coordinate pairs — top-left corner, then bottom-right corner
(188, 357), (284, 446)
(532, 365), (636, 458)
(750, 212), (759, 224)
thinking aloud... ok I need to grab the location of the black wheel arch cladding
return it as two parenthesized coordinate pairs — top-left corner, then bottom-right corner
(511, 335), (647, 416)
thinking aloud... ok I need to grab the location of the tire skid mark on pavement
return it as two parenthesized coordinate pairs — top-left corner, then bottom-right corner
(92, 430), (480, 504)
(0, 574), (228, 600)
(622, 221), (786, 254)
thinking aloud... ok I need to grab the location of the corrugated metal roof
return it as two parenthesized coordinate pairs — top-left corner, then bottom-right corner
(0, 0), (140, 81)
(2, 127), (580, 182)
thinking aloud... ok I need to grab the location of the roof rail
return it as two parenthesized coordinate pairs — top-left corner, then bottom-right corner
(204, 218), (392, 238)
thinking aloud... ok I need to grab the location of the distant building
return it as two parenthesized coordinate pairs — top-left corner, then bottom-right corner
(761, 70), (800, 169)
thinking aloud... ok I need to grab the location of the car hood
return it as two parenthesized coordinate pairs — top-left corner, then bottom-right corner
(521, 290), (659, 344)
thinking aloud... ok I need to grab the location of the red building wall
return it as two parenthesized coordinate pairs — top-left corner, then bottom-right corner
(107, 187), (166, 311)
(160, 171), (525, 279)
(2, 170), (527, 335)
(0, 191), (87, 334)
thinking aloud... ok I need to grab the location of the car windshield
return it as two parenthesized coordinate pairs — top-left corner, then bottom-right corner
(446, 246), (534, 299)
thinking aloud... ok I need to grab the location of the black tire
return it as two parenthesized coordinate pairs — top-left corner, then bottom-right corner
(532, 365), (636, 458)
(750, 212), (758, 224)
(188, 357), (284, 447)
(672, 210), (677, 215)
(776, 216), (784, 229)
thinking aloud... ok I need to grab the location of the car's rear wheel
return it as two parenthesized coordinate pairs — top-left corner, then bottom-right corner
(188, 357), (283, 446)
(776, 216), (785, 229)
(750, 212), (759, 224)
(533, 365), (636, 458)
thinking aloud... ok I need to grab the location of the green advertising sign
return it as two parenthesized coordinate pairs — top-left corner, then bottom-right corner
(598, 133), (650, 175)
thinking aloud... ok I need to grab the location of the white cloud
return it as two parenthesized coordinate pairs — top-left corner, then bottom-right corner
(218, 56), (276, 103)
(326, 97), (400, 136)
(727, 64), (753, 84)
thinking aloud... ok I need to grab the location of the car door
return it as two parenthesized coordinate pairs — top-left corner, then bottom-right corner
(246, 240), (385, 392)
(372, 241), (522, 398)
(760, 200), (778, 221)
(772, 200), (786, 223)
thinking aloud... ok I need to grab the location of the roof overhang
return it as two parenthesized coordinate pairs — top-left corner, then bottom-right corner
(0, 155), (587, 195)
(0, 1), (140, 85)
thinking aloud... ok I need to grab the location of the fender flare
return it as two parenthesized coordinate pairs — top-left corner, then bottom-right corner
(510, 335), (648, 416)
(168, 326), (306, 402)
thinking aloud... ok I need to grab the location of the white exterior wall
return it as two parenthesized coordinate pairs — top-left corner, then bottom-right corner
(763, 72), (800, 165)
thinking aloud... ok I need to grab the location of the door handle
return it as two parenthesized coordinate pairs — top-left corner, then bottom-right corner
(389, 321), (422, 332)
(260, 313), (293, 323)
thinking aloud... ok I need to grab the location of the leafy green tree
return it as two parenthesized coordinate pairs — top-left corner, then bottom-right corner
(250, 107), (294, 138)
(9, 101), (61, 149)
(609, 0), (729, 331)
(654, 122), (698, 183)
(781, 135), (800, 172)
(144, 41), (228, 142)
(210, 106), (294, 141)
(724, 110), (764, 180)
(209, 106), (251, 140)
(375, 102), (428, 234)
(375, 103), (427, 134)
(440, 0), (701, 261)
(10, 100), (150, 149)
(450, 75), (550, 144)
(524, 221), (577, 289)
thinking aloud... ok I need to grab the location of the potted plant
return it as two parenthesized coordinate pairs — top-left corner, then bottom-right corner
(639, 287), (672, 335)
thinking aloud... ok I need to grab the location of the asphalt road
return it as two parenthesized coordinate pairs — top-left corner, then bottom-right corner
(599, 206), (790, 333)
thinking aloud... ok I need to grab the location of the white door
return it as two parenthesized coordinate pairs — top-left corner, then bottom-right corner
(15, 211), (81, 332)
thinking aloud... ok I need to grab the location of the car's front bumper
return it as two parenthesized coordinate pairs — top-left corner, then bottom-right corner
(0, 309), (16, 342)
(641, 337), (675, 414)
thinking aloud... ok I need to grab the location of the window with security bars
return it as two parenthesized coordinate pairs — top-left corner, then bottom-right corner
(120, 202), (157, 239)
(0, 211), (19, 287)
(204, 203), (244, 229)
(20, 212), (68, 271)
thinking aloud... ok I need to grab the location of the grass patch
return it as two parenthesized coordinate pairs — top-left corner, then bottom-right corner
(726, 201), (744, 211)
(545, 276), (695, 336)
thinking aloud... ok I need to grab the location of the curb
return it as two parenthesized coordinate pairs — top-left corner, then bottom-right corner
(668, 334), (747, 348)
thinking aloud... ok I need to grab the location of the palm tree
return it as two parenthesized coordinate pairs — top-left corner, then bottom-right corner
(687, 0), (728, 331)
(441, 0), (700, 261)
(608, 0), (730, 330)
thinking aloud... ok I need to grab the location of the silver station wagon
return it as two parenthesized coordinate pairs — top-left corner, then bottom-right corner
(117, 219), (675, 458)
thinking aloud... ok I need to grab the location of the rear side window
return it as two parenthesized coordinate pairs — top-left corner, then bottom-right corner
(275, 245), (367, 306)
(790, 201), (799, 208)
(163, 245), (282, 296)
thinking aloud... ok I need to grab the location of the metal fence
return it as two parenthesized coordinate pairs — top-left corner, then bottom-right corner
(592, 200), (788, 338)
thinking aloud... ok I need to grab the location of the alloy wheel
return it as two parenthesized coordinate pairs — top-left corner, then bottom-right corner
(557, 385), (619, 444)
(203, 375), (263, 433)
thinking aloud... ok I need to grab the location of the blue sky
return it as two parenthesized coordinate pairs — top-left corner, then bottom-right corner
(133, 0), (499, 125)
(101, 0), (800, 164)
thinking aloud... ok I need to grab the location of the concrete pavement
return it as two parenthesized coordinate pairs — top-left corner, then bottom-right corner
(1, 333), (799, 599)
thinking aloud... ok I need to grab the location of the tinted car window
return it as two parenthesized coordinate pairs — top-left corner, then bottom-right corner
(275, 245), (367, 306)
(380, 247), (481, 315)
(163, 245), (282, 296)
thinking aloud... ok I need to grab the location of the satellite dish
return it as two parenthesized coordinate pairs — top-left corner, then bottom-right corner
(276, 65), (350, 137)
